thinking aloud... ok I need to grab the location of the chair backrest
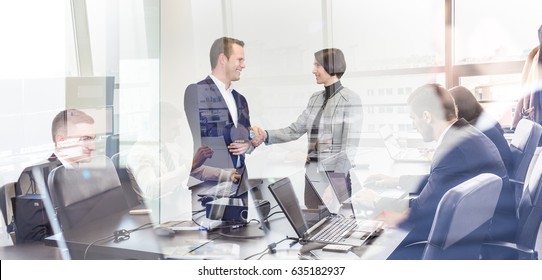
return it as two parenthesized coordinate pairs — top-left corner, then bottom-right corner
(422, 173), (502, 260)
(111, 152), (143, 208)
(0, 182), (16, 231)
(47, 155), (129, 231)
(510, 119), (542, 183)
(516, 150), (542, 251)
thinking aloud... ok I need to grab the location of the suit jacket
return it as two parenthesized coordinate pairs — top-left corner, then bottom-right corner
(184, 76), (252, 169)
(395, 119), (516, 258)
(266, 86), (362, 170)
(477, 121), (513, 175)
(15, 154), (62, 196)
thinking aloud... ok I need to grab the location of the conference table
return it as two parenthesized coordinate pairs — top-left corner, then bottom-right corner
(42, 147), (430, 260)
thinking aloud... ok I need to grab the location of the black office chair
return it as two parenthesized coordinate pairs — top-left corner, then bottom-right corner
(111, 152), (143, 208)
(408, 173), (502, 260)
(47, 155), (129, 231)
(509, 119), (542, 206)
(482, 151), (542, 260)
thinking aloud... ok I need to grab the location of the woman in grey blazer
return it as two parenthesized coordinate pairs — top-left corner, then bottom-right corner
(253, 48), (363, 173)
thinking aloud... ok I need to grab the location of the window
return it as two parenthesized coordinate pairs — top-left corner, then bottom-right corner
(454, 0), (542, 64)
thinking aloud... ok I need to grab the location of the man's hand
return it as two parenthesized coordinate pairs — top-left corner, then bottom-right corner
(192, 145), (213, 170)
(230, 171), (241, 183)
(228, 141), (250, 155)
(352, 188), (380, 209)
(250, 126), (267, 147)
(374, 209), (410, 228)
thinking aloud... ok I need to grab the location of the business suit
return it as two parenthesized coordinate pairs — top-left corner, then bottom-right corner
(390, 119), (516, 259)
(184, 76), (253, 169)
(477, 121), (513, 175)
(266, 86), (362, 171)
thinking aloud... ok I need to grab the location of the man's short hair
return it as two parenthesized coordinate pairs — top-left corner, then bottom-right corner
(209, 37), (245, 69)
(314, 48), (347, 79)
(407, 83), (458, 121)
(51, 109), (94, 144)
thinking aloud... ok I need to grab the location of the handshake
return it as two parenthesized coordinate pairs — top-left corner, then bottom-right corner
(249, 126), (268, 147)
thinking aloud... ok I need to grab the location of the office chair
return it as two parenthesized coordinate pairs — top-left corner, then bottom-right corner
(509, 119), (542, 207)
(482, 152), (542, 260)
(106, 133), (120, 159)
(47, 155), (130, 231)
(0, 182), (16, 233)
(407, 173), (502, 260)
(111, 152), (143, 208)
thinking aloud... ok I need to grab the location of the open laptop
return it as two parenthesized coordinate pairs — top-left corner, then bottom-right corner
(379, 126), (430, 163)
(268, 176), (383, 247)
(320, 153), (408, 216)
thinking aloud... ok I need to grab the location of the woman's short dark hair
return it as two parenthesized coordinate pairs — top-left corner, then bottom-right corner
(449, 86), (484, 124)
(314, 48), (346, 79)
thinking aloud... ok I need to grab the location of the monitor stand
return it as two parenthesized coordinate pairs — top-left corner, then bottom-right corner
(219, 223), (265, 238)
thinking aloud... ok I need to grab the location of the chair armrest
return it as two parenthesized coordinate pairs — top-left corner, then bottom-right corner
(404, 240), (427, 248)
(481, 241), (538, 260)
(509, 178), (524, 187)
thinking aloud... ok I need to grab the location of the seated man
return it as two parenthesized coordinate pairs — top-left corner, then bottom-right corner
(16, 109), (96, 195)
(50, 109), (97, 168)
(365, 84), (516, 259)
(11, 109), (97, 242)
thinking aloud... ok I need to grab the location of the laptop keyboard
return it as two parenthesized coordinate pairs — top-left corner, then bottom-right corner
(198, 181), (235, 197)
(312, 216), (358, 243)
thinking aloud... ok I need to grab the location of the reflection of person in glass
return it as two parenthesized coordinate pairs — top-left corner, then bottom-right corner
(252, 48), (362, 168)
(184, 37), (255, 170)
(51, 109), (97, 168)
(127, 102), (239, 221)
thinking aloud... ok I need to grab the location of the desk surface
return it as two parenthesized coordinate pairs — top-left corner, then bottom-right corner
(38, 148), (428, 260)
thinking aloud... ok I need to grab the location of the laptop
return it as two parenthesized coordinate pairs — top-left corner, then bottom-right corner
(379, 126), (430, 163)
(268, 176), (383, 247)
(319, 153), (409, 218)
(197, 167), (261, 198)
(318, 153), (353, 204)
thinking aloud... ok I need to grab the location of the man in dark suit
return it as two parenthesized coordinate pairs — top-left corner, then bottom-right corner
(368, 84), (516, 259)
(184, 37), (254, 171)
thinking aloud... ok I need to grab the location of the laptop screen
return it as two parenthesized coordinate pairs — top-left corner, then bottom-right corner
(268, 177), (309, 237)
(379, 125), (401, 157)
(270, 175), (337, 236)
(232, 166), (247, 197)
(319, 153), (352, 208)
(325, 172), (350, 204)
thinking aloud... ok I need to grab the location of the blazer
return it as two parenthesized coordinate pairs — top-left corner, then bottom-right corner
(266, 86), (363, 170)
(184, 76), (252, 169)
(477, 121), (513, 176)
(15, 154), (62, 195)
(393, 119), (516, 259)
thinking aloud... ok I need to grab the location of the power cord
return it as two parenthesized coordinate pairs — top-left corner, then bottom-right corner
(185, 235), (222, 255)
(263, 211), (283, 223)
(243, 237), (296, 260)
(192, 209), (205, 215)
(83, 234), (116, 260)
(83, 222), (153, 260)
